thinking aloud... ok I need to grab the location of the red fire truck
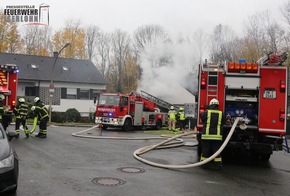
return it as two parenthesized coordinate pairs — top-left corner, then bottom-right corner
(197, 52), (288, 161)
(95, 91), (168, 131)
(0, 64), (19, 130)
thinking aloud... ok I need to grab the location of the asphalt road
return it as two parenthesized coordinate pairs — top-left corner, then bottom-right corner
(4, 125), (290, 196)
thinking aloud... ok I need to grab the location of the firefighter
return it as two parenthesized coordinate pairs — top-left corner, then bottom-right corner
(32, 97), (49, 138)
(167, 106), (177, 131)
(13, 98), (29, 138)
(177, 107), (186, 131)
(0, 94), (4, 128)
(200, 98), (226, 170)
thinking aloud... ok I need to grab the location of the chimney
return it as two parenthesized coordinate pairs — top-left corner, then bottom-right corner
(53, 52), (58, 58)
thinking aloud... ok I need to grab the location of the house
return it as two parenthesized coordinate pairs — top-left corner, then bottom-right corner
(0, 53), (107, 117)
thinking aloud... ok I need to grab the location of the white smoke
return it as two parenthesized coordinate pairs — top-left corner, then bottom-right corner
(137, 39), (200, 104)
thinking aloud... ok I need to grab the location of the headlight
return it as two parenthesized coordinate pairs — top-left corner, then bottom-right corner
(0, 154), (14, 168)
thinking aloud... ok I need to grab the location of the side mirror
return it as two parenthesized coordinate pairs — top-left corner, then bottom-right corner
(7, 131), (18, 141)
(94, 96), (99, 105)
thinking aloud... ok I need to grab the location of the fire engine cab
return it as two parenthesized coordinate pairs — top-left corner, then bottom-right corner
(197, 52), (288, 161)
(0, 64), (19, 130)
(95, 91), (168, 131)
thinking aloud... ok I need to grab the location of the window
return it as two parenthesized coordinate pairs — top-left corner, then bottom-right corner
(29, 64), (39, 69)
(90, 89), (102, 100)
(67, 88), (77, 99)
(78, 89), (89, 99)
(62, 66), (69, 71)
(25, 87), (37, 96)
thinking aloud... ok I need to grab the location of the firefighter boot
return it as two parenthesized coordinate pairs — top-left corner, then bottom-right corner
(38, 134), (46, 138)
(35, 130), (42, 137)
(35, 132), (46, 138)
(36, 130), (47, 138)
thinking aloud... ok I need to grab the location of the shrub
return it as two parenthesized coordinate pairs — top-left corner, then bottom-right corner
(65, 108), (81, 122)
(51, 112), (65, 123)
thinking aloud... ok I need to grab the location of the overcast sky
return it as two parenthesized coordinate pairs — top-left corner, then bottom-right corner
(1, 0), (287, 37)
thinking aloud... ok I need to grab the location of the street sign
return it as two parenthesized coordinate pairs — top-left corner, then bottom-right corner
(49, 83), (54, 89)
(49, 83), (54, 94)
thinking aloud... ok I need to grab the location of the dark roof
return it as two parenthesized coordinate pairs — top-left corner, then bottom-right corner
(0, 53), (107, 85)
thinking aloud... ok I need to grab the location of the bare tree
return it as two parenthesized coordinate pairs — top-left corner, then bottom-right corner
(244, 12), (269, 56)
(110, 29), (131, 93)
(281, 0), (290, 27)
(95, 31), (111, 76)
(264, 13), (285, 53)
(209, 24), (237, 63)
(86, 25), (101, 61)
(279, 1), (290, 53)
(21, 26), (52, 56)
(192, 29), (209, 63)
(132, 25), (170, 54)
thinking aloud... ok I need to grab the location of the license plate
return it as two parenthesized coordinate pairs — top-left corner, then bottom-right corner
(103, 118), (109, 122)
(263, 90), (276, 99)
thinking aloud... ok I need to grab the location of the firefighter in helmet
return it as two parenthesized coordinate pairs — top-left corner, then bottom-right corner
(200, 98), (226, 170)
(13, 97), (29, 138)
(32, 97), (49, 138)
(177, 107), (186, 131)
(167, 106), (177, 131)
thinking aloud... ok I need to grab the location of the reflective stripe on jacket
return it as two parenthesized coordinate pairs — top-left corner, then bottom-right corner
(35, 105), (49, 120)
(201, 109), (224, 140)
(179, 111), (185, 120)
(14, 103), (29, 119)
(0, 102), (3, 119)
(168, 110), (176, 120)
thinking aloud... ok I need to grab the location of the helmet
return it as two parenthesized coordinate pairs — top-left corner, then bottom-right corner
(31, 106), (36, 111)
(19, 98), (25, 103)
(179, 107), (184, 111)
(34, 97), (40, 103)
(170, 106), (174, 110)
(209, 98), (219, 106)
(0, 94), (4, 100)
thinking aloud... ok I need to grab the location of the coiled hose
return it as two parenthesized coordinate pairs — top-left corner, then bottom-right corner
(133, 118), (240, 169)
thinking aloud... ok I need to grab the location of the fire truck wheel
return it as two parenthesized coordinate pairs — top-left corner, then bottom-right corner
(154, 120), (162, 130)
(257, 154), (271, 161)
(122, 119), (132, 131)
(197, 142), (202, 158)
(196, 133), (202, 158)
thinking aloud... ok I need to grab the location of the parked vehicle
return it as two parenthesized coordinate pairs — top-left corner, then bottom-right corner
(196, 52), (288, 161)
(0, 126), (19, 193)
(95, 91), (168, 131)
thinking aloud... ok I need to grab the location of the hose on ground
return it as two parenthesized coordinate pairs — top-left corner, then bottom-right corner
(133, 118), (240, 169)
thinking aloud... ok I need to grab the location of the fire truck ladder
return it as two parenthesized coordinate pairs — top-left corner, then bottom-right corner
(283, 135), (290, 153)
(207, 71), (219, 103)
(139, 90), (176, 110)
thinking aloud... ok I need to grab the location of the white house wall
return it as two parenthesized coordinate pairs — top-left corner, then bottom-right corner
(17, 80), (105, 116)
(51, 99), (96, 117)
(17, 83), (26, 97)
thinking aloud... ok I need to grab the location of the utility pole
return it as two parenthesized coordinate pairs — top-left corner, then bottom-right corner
(48, 43), (70, 125)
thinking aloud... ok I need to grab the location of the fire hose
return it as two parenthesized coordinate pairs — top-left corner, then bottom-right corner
(133, 117), (240, 169)
(29, 117), (38, 134)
